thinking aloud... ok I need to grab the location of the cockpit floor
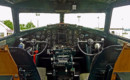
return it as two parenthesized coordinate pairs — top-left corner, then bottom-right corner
(37, 67), (89, 80)
(80, 73), (89, 80)
(37, 67), (47, 80)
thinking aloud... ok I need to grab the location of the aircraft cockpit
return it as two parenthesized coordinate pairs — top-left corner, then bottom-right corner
(0, 0), (130, 80)
(15, 23), (105, 79)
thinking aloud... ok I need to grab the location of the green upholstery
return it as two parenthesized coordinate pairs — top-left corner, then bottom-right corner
(116, 72), (130, 80)
(0, 75), (13, 80)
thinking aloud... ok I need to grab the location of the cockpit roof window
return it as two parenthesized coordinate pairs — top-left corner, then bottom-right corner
(64, 13), (105, 31)
(19, 13), (60, 31)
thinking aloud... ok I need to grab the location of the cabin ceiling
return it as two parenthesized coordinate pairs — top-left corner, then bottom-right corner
(0, 0), (130, 13)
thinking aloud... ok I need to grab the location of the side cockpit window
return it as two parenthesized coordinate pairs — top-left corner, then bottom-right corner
(0, 5), (13, 38)
(110, 5), (130, 39)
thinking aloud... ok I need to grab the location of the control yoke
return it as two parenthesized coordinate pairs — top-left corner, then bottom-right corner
(20, 38), (48, 56)
(77, 38), (104, 56)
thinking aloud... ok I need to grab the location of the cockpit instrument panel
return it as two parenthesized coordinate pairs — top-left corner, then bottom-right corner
(21, 24), (105, 52)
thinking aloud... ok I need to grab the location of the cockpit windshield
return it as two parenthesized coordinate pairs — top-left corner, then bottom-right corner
(19, 13), (60, 31)
(64, 13), (106, 31)
(19, 13), (106, 31)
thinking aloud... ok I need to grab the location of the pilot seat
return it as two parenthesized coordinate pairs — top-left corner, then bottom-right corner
(9, 47), (41, 80)
(88, 45), (122, 80)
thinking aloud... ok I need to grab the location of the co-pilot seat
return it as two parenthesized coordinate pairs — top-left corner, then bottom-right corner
(111, 43), (130, 80)
(88, 45), (122, 80)
(9, 47), (41, 80)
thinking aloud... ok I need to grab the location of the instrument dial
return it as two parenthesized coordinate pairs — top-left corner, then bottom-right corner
(47, 30), (51, 34)
(52, 35), (56, 40)
(42, 31), (45, 34)
(41, 35), (45, 40)
(36, 35), (40, 39)
(79, 34), (84, 39)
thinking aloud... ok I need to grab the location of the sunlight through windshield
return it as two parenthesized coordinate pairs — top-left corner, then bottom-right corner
(64, 13), (105, 30)
(110, 5), (130, 39)
(19, 13), (60, 30)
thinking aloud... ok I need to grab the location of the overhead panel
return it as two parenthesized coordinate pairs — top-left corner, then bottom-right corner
(50, 0), (78, 12)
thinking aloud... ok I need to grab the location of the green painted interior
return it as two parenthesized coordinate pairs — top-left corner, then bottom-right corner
(0, 0), (130, 80)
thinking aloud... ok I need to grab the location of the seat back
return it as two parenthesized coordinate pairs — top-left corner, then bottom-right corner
(0, 45), (20, 80)
(88, 45), (122, 80)
(9, 47), (41, 80)
(111, 43), (130, 80)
